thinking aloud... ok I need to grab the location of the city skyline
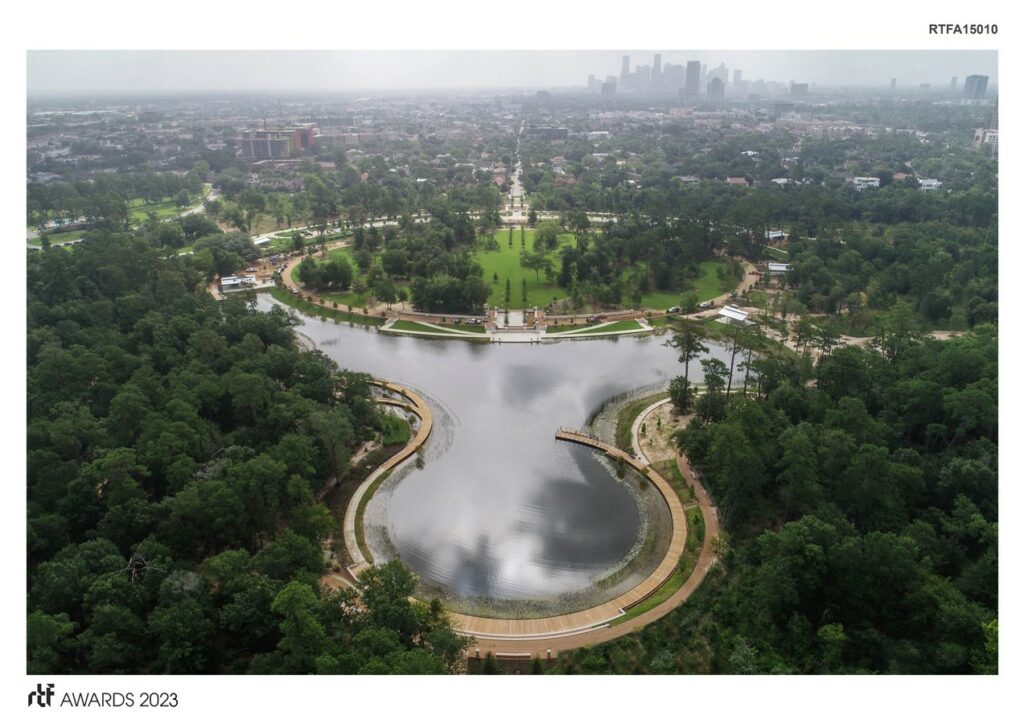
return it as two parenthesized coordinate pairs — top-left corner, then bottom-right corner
(27, 50), (997, 94)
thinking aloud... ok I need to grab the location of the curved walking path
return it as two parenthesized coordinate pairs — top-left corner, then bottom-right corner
(342, 379), (433, 579)
(461, 444), (720, 659)
(629, 398), (672, 465)
(331, 383), (720, 657)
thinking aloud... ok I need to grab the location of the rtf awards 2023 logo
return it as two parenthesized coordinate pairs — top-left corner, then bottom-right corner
(28, 683), (55, 707)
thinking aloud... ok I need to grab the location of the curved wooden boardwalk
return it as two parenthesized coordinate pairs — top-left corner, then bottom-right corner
(343, 379), (433, 578)
(443, 429), (686, 640)
(336, 387), (717, 658)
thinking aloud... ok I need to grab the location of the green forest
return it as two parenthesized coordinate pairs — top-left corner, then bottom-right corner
(552, 326), (998, 674)
(26, 234), (468, 674)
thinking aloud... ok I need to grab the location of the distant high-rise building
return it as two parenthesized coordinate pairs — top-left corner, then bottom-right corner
(652, 54), (662, 87)
(950, 76), (958, 89)
(587, 74), (602, 93)
(890, 78), (897, 89)
(240, 129), (294, 162)
(963, 75), (989, 100)
(790, 82), (809, 96)
(620, 55), (630, 86)
(733, 69), (742, 85)
(663, 63), (684, 93)
(634, 65), (651, 90)
(239, 124), (317, 162)
(708, 62), (729, 86)
(699, 63), (707, 92)
(684, 61), (701, 100)
(991, 98), (998, 130)
(602, 76), (617, 96)
(708, 77), (725, 103)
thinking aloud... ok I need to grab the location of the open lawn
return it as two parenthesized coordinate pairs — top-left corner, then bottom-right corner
(474, 228), (576, 308)
(438, 322), (487, 333)
(33, 229), (85, 245)
(476, 232), (730, 311)
(128, 198), (183, 224)
(547, 319), (645, 335)
(389, 320), (484, 336)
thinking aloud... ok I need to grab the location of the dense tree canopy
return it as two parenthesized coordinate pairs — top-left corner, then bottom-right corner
(554, 328), (997, 674)
(27, 233), (467, 674)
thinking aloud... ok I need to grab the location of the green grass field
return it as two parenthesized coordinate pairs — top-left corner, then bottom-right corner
(547, 319), (645, 335)
(438, 322), (487, 333)
(32, 229), (85, 245)
(128, 198), (183, 224)
(389, 320), (486, 336)
(475, 231), (730, 310)
(286, 228), (736, 314)
(474, 228), (576, 308)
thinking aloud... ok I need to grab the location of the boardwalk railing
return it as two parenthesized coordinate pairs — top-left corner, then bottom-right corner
(555, 428), (645, 464)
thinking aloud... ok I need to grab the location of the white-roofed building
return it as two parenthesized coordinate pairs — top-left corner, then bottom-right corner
(718, 305), (751, 325)
(767, 262), (790, 273)
(219, 275), (257, 291)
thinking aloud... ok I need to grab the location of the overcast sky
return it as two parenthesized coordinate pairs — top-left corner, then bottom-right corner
(27, 50), (997, 94)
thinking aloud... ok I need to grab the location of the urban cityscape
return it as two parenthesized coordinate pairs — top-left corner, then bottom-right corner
(24, 46), (999, 690)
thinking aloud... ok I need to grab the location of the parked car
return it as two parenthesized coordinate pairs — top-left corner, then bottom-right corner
(667, 306), (680, 313)
(698, 301), (712, 309)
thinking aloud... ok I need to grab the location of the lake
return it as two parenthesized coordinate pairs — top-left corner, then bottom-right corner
(262, 299), (729, 615)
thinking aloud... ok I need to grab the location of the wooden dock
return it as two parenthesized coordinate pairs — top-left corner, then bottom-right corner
(343, 380), (433, 578)
(338, 395), (688, 644)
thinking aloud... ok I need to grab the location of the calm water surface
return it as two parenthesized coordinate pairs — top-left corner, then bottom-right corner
(262, 300), (727, 606)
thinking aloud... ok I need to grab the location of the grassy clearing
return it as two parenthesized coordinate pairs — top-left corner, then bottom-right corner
(438, 322), (487, 333)
(389, 320), (442, 334)
(128, 198), (182, 224)
(692, 260), (733, 301)
(31, 229), (86, 245)
(379, 414), (412, 447)
(652, 459), (692, 503)
(474, 229), (576, 308)
(615, 391), (672, 452)
(476, 233), (731, 311)
(355, 468), (392, 564)
(614, 565), (686, 626)
(547, 319), (644, 335)
(573, 320), (644, 335)
(686, 507), (706, 555)
(267, 286), (385, 326)
(388, 320), (485, 336)
(545, 323), (588, 334)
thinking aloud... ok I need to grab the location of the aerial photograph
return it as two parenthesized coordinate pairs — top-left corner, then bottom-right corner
(23, 45), (999, 684)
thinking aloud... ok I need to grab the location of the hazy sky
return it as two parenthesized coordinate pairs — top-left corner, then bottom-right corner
(27, 50), (997, 93)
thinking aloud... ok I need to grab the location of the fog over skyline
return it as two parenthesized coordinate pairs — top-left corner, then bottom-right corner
(27, 50), (997, 94)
